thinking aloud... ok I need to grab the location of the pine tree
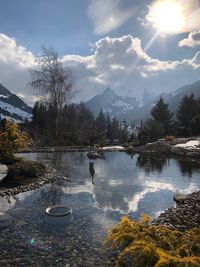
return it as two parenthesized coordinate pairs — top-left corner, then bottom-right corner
(176, 94), (200, 136)
(151, 97), (173, 134)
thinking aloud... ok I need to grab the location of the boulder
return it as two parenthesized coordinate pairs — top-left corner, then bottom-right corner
(139, 141), (172, 154)
(173, 194), (188, 203)
(171, 139), (200, 157)
(0, 163), (8, 181)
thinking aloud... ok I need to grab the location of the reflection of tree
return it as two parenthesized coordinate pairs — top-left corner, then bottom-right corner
(89, 161), (95, 184)
(136, 154), (168, 174)
(176, 159), (200, 178)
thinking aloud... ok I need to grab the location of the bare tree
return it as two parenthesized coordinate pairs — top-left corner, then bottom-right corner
(28, 47), (74, 111)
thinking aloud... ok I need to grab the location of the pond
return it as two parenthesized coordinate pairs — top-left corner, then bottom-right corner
(0, 152), (200, 266)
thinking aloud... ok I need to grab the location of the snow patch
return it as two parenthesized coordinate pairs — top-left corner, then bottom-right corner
(175, 140), (200, 149)
(0, 100), (32, 120)
(100, 146), (125, 151)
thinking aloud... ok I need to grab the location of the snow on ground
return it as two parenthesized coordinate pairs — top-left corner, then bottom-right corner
(0, 95), (9, 98)
(174, 140), (200, 149)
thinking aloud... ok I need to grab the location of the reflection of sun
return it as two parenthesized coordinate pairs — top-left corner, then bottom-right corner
(148, 0), (185, 34)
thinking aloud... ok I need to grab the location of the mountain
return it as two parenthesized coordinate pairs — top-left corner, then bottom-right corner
(86, 80), (200, 124)
(123, 80), (200, 123)
(86, 88), (137, 117)
(0, 84), (32, 122)
(163, 80), (200, 112)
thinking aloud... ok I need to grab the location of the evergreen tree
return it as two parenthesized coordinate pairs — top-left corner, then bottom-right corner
(151, 97), (173, 134)
(96, 109), (106, 132)
(176, 94), (200, 136)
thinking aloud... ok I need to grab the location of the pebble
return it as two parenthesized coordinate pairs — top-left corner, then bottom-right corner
(154, 191), (200, 231)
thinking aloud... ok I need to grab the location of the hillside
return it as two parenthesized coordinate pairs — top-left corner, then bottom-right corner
(0, 84), (32, 122)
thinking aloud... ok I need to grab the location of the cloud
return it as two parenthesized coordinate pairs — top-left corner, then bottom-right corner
(88, 0), (136, 35)
(0, 34), (36, 104)
(179, 31), (200, 47)
(0, 33), (200, 105)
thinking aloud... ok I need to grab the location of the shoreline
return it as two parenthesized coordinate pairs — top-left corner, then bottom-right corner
(153, 191), (200, 231)
(0, 166), (65, 197)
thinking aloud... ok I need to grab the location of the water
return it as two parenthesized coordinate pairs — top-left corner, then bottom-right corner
(0, 152), (200, 266)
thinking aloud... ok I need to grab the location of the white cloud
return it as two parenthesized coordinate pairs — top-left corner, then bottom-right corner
(88, 0), (136, 35)
(0, 33), (200, 105)
(179, 31), (200, 47)
(62, 35), (200, 101)
(0, 34), (36, 104)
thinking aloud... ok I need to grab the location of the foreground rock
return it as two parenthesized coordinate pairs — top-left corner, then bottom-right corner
(154, 191), (200, 231)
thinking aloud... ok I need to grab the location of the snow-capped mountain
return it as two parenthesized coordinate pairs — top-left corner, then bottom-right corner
(0, 84), (32, 122)
(86, 88), (137, 117)
(123, 80), (200, 123)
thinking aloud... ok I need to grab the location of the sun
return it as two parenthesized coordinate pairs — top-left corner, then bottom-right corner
(148, 0), (185, 34)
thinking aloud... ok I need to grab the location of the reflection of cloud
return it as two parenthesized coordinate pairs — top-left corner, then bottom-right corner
(62, 180), (94, 195)
(0, 196), (17, 211)
(179, 182), (199, 194)
(127, 180), (176, 212)
(155, 210), (164, 217)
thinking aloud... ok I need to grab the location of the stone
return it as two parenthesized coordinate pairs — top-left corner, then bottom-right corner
(0, 212), (12, 228)
(0, 163), (8, 181)
(173, 194), (188, 203)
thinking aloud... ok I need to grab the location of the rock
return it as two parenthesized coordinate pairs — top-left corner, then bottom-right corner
(171, 146), (186, 156)
(173, 194), (188, 203)
(135, 141), (172, 154)
(0, 163), (8, 181)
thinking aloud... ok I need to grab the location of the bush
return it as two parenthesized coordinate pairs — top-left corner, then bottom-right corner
(105, 215), (200, 267)
(7, 160), (45, 179)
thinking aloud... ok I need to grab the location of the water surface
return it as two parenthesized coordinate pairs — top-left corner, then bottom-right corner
(0, 152), (200, 266)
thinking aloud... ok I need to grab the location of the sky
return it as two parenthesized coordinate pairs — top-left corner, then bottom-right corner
(0, 0), (200, 104)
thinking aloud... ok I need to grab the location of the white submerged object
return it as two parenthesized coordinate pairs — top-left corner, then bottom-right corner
(45, 205), (73, 225)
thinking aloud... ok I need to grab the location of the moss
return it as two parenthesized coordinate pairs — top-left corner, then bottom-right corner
(105, 215), (200, 267)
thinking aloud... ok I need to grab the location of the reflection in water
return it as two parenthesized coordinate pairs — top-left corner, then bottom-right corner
(89, 161), (95, 184)
(1, 152), (200, 266)
(136, 154), (168, 174)
(13, 152), (200, 218)
(176, 159), (200, 177)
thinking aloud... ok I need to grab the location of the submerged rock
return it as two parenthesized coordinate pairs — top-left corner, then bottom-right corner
(0, 212), (12, 228)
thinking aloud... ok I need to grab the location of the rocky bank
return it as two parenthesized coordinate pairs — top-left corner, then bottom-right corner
(129, 137), (200, 158)
(154, 191), (200, 231)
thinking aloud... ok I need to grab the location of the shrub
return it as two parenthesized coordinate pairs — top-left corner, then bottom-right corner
(105, 215), (200, 267)
(0, 120), (29, 164)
